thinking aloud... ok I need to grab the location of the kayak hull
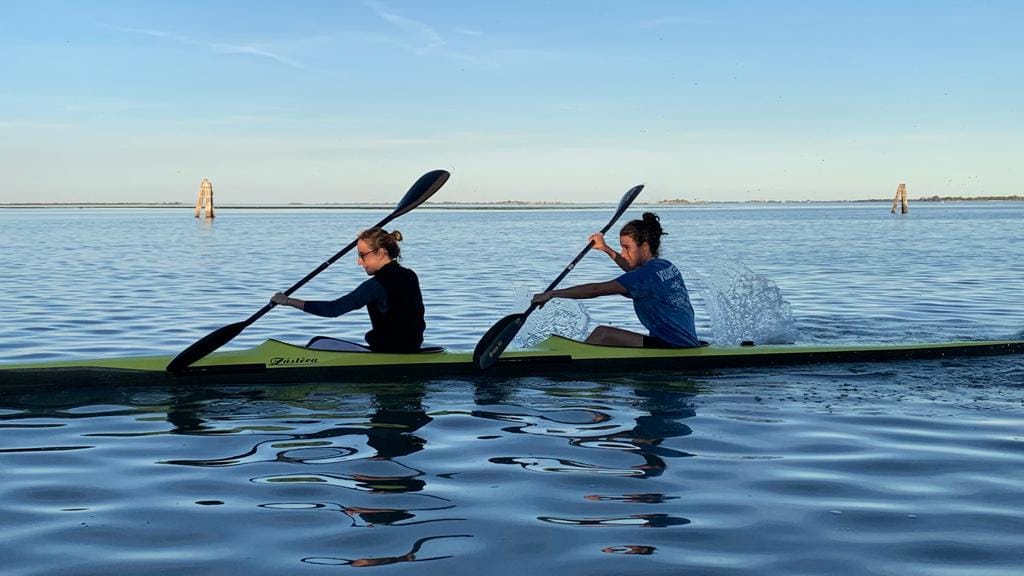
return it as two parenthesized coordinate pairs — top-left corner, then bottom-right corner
(2, 336), (1023, 388)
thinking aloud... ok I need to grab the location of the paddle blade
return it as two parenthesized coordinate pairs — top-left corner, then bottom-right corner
(391, 169), (450, 220)
(602, 184), (644, 234)
(473, 313), (527, 370)
(166, 320), (249, 373)
(474, 183), (643, 370)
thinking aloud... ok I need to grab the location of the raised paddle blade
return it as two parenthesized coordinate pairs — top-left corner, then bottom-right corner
(165, 320), (248, 372)
(473, 313), (526, 370)
(473, 183), (645, 370)
(166, 169), (451, 373)
(389, 170), (449, 221)
(605, 185), (644, 234)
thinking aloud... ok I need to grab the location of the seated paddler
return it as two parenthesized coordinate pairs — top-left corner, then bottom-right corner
(272, 227), (425, 353)
(531, 212), (700, 349)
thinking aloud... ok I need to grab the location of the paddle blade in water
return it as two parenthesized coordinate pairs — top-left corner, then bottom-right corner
(473, 313), (526, 370)
(166, 320), (248, 373)
(475, 183), (643, 370)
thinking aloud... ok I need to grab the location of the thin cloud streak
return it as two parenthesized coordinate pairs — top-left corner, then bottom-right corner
(360, 0), (486, 64)
(362, 0), (443, 54)
(106, 25), (308, 69)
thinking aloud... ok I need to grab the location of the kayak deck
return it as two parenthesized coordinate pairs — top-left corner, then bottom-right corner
(2, 335), (1023, 387)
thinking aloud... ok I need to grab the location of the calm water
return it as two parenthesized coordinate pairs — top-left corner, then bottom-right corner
(2, 203), (1023, 574)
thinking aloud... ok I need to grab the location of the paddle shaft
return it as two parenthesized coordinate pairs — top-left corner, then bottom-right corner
(243, 211), (399, 329)
(473, 184), (644, 369)
(519, 202), (632, 315)
(520, 240), (595, 316)
(167, 169), (449, 372)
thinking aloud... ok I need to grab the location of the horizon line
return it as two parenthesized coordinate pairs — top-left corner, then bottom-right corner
(2, 195), (1023, 209)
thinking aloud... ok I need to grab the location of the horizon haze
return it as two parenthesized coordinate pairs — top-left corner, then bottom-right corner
(2, 1), (1022, 204)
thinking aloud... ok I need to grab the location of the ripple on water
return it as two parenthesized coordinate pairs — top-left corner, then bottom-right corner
(3, 207), (1024, 574)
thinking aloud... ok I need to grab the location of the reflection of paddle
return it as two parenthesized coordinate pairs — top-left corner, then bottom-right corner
(166, 170), (450, 373)
(473, 184), (644, 370)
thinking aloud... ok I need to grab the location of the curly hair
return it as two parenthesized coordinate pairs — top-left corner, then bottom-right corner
(619, 212), (667, 256)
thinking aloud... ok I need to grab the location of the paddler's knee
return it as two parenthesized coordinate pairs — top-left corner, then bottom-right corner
(585, 325), (645, 347)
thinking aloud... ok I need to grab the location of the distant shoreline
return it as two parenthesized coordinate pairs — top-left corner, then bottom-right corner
(1, 196), (1022, 209)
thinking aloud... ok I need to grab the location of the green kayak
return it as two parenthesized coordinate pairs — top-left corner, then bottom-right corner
(2, 335), (1022, 388)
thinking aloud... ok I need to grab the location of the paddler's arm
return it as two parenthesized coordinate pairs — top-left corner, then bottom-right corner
(590, 232), (630, 272)
(272, 278), (384, 317)
(532, 280), (627, 308)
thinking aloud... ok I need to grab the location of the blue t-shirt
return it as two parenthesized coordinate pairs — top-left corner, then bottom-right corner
(615, 258), (699, 347)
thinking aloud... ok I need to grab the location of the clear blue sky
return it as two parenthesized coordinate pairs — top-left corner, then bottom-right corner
(2, 1), (1021, 203)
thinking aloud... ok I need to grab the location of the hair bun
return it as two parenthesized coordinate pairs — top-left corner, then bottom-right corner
(390, 230), (404, 242)
(620, 211), (666, 256)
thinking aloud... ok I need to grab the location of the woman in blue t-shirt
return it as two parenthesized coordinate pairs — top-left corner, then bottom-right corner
(532, 212), (699, 348)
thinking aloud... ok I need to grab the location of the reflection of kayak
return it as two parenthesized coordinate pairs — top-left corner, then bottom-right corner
(2, 335), (1023, 388)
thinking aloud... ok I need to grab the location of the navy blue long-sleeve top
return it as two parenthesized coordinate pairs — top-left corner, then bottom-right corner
(303, 278), (388, 318)
(301, 262), (425, 352)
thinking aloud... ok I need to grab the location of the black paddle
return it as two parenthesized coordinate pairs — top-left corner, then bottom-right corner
(166, 169), (450, 373)
(472, 184), (644, 370)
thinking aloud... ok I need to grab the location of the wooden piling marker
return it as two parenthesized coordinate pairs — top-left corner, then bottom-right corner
(891, 183), (908, 214)
(195, 178), (215, 218)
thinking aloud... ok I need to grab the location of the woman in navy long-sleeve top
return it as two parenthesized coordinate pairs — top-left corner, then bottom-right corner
(272, 227), (425, 352)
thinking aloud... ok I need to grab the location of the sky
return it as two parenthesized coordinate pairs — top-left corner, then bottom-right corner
(1, 1), (1022, 204)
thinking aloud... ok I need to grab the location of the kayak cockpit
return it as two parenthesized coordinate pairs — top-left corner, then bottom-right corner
(305, 336), (445, 354)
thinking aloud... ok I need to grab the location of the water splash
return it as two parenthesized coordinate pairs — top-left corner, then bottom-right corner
(690, 259), (797, 345)
(510, 286), (590, 348)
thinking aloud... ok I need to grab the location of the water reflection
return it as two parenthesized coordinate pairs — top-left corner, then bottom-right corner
(585, 493), (678, 504)
(482, 383), (697, 480)
(0, 378), (703, 572)
(477, 380), (698, 532)
(157, 384), (455, 537)
(153, 378), (702, 542)
(538, 513), (690, 527)
(302, 534), (473, 567)
(162, 384), (432, 471)
(579, 386), (696, 480)
(602, 544), (657, 555)
(260, 499), (457, 528)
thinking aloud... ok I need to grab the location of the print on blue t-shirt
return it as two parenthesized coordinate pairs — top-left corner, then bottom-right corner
(615, 258), (699, 347)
